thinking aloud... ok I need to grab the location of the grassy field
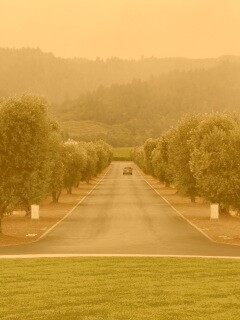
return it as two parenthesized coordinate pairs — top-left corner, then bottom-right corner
(1, 257), (240, 320)
(60, 120), (109, 139)
(113, 147), (133, 160)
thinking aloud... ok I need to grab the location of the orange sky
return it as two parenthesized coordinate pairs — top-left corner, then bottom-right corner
(0, 0), (240, 59)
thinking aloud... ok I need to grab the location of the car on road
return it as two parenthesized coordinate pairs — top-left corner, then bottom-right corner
(123, 166), (133, 175)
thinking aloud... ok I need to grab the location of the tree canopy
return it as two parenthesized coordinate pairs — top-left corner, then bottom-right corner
(58, 60), (240, 146)
(0, 95), (113, 233)
(133, 112), (240, 213)
(0, 95), (53, 223)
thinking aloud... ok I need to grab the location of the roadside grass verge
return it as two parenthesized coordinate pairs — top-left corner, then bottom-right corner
(1, 257), (240, 319)
(113, 147), (133, 161)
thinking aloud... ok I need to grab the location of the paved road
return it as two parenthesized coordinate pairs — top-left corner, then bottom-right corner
(1, 161), (240, 256)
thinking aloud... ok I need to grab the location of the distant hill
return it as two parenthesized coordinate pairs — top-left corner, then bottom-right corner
(0, 47), (238, 103)
(59, 120), (141, 147)
(57, 61), (240, 146)
(1, 47), (240, 146)
(60, 120), (109, 141)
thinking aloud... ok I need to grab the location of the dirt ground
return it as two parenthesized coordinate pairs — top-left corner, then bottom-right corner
(143, 174), (240, 247)
(0, 170), (107, 247)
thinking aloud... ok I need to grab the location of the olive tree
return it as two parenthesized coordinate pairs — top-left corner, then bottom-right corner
(62, 140), (87, 194)
(80, 142), (98, 183)
(190, 113), (240, 211)
(168, 115), (203, 202)
(132, 146), (146, 172)
(143, 138), (159, 175)
(0, 95), (53, 232)
(94, 140), (112, 174)
(151, 133), (173, 187)
(48, 123), (65, 202)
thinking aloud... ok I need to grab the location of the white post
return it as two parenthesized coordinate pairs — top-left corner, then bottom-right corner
(210, 203), (219, 220)
(31, 204), (39, 220)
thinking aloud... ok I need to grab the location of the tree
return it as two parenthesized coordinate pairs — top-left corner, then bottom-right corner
(143, 138), (159, 175)
(131, 147), (146, 172)
(190, 113), (239, 211)
(80, 142), (98, 183)
(62, 141), (87, 194)
(94, 140), (112, 174)
(48, 122), (65, 202)
(0, 95), (53, 233)
(151, 133), (173, 187)
(168, 115), (203, 202)
(227, 125), (240, 211)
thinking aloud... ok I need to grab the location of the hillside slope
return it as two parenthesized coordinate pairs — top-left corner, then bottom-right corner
(0, 47), (236, 103)
(57, 61), (240, 146)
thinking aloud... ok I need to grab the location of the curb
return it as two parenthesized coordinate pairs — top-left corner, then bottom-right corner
(1, 253), (240, 259)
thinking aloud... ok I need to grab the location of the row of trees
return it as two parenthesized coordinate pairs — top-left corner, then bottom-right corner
(132, 113), (240, 214)
(0, 95), (112, 233)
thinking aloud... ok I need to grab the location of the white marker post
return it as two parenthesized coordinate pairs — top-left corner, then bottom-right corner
(210, 203), (219, 220)
(31, 204), (39, 220)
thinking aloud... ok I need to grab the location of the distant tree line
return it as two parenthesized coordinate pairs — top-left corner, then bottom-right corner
(58, 61), (240, 146)
(0, 95), (112, 233)
(2, 48), (240, 147)
(132, 113), (240, 214)
(0, 47), (222, 103)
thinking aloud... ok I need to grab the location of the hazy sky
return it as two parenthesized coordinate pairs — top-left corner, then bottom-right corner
(0, 0), (240, 59)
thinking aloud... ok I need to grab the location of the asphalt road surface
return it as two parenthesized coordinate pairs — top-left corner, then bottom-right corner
(1, 161), (240, 256)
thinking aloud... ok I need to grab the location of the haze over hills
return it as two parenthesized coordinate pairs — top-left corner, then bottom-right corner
(58, 60), (240, 146)
(1, 47), (240, 146)
(0, 47), (238, 103)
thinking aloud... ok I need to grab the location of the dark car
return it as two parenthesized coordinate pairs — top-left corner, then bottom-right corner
(123, 167), (133, 175)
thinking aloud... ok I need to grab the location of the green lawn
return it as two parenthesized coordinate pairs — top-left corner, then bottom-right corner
(0, 257), (240, 320)
(113, 147), (133, 160)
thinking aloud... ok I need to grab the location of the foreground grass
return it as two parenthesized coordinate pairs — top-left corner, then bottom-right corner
(113, 147), (132, 160)
(1, 257), (240, 319)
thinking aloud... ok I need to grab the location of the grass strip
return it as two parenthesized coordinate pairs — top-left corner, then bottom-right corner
(0, 257), (240, 319)
(113, 147), (132, 161)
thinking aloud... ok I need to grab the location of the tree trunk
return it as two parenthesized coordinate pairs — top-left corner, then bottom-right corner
(25, 205), (31, 216)
(0, 203), (8, 235)
(165, 182), (170, 188)
(219, 204), (229, 215)
(52, 192), (58, 203)
(52, 190), (62, 203)
(56, 190), (61, 201)
(190, 196), (196, 203)
(0, 215), (2, 235)
(67, 186), (72, 194)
